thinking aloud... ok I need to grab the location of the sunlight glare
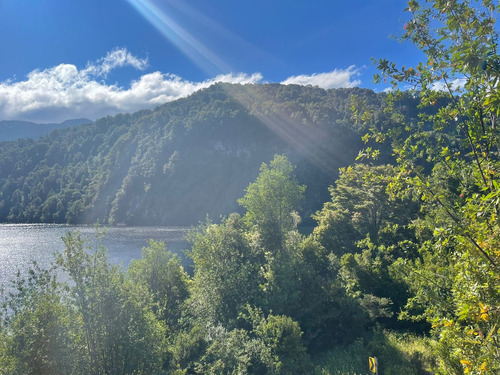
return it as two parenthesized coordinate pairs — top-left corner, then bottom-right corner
(125, 0), (231, 74)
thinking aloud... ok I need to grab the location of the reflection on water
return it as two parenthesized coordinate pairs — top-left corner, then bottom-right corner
(0, 224), (190, 289)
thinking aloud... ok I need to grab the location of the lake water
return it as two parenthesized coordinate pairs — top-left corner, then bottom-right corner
(0, 224), (191, 290)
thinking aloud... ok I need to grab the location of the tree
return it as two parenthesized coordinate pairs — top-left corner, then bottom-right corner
(0, 263), (84, 375)
(128, 240), (190, 329)
(194, 307), (312, 375)
(238, 154), (306, 250)
(187, 214), (263, 327)
(291, 237), (371, 348)
(312, 163), (421, 329)
(58, 231), (167, 375)
(245, 307), (312, 375)
(313, 163), (418, 255)
(371, 1), (500, 372)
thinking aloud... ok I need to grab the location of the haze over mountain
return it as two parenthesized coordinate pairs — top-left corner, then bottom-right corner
(0, 83), (400, 226)
(0, 118), (91, 142)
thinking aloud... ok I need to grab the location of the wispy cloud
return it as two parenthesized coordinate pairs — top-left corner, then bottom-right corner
(83, 48), (148, 78)
(281, 66), (362, 88)
(0, 48), (360, 123)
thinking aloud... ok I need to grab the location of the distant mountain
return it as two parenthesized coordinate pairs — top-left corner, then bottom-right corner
(0, 118), (91, 142)
(0, 84), (408, 226)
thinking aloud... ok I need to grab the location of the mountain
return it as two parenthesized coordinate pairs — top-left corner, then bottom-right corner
(0, 118), (91, 142)
(0, 83), (403, 225)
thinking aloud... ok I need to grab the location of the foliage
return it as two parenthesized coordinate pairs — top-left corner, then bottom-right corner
(57, 231), (168, 375)
(371, 0), (500, 372)
(237, 155), (368, 349)
(187, 213), (263, 328)
(238, 154), (306, 250)
(0, 236), (170, 375)
(259, 233), (369, 349)
(195, 326), (257, 374)
(313, 163), (420, 329)
(313, 330), (435, 375)
(313, 163), (419, 255)
(170, 325), (208, 373)
(128, 239), (190, 328)
(195, 307), (311, 375)
(247, 307), (312, 374)
(0, 263), (84, 375)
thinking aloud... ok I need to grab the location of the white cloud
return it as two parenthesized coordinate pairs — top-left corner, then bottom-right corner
(83, 48), (149, 77)
(431, 77), (467, 92)
(0, 48), (360, 123)
(0, 49), (262, 123)
(281, 66), (361, 89)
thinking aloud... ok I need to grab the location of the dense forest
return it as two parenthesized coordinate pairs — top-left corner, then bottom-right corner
(1, 0), (500, 374)
(0, 83), (398, 226)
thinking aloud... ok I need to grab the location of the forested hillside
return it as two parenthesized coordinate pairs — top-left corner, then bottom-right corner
(0, 84), (400, 225)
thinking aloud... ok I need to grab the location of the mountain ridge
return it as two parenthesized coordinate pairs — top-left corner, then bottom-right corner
(0, 83), (400, 225)
(0, 118), (92, 142)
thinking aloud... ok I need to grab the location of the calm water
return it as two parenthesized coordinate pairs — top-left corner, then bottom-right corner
(0, 224), (190, 289)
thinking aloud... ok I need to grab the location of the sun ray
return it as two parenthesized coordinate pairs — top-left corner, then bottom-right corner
(166, 0), (280, 66)
(125, 0), (231, 74)
(126, 0), (342, 174)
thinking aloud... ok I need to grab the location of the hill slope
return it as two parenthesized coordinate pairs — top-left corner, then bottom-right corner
(0, 83), (395, 225)
(0, 118), (91, 142)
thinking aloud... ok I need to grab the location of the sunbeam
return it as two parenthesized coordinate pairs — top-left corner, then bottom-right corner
(125, 0), (231, 75)
(166, 0), (281, 67)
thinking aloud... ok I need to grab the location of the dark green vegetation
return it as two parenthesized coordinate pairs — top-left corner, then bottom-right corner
(2, 0), (500, 373)
(0, 83), (393, 226)
(0, 157), (434, 375)
(368, 0), (500, 373)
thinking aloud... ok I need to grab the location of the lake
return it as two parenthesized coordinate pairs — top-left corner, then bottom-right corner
(0, 224), (191, 290)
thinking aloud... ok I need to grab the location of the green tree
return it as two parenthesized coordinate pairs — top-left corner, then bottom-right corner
(372, 0), (500, 372)
(246, 307), (312, 375)
(128, 240), (190, 329)
(194, 326), (255, 375)
(259, 230), (369, 350)
(0, 263), (84, 375)
(194, 308), (311, 375)
(313, 163), (418, 254)
(312, 164), (419, 329)
(58, 231), (167, 375)
(238, 154), (305, 250)
(292, 238), (370, 348)
(187, 213), (263, 327)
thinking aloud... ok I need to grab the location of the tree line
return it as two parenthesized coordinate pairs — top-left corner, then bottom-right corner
(0, 84), (388, 227)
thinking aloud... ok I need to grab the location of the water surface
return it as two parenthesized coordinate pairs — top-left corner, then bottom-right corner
(0, 224), (190, 289)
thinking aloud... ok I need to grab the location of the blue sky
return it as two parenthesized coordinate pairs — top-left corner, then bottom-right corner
(0, 0), (418, 123)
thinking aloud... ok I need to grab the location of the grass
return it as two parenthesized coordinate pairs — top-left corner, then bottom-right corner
(312, 330), (437, 375)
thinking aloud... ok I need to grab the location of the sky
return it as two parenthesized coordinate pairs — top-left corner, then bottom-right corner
(0, 0), (419, 123)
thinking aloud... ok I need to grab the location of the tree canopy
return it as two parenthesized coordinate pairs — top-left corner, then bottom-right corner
(238, 154), (306, 250)
(369, 0), (500, 372)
